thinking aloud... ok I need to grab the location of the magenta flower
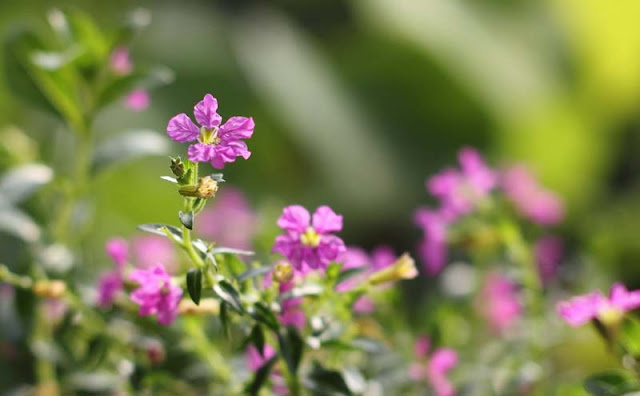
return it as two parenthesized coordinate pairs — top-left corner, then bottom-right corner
(129, 264), (183, 325)
(557, 283), (640, 327)
(427, 147), (497, 219)
(414, 208), (449, 276)
(479, 273), (522, 333)
(246, 344), (288, 395)
(132, 235), (178, 273)
(110, 46), (133, 75)
(97, 238), (128, 308)
(272, 205), (346, 273)
(502, 165), (564, 225)
(534, 235), (563, 284)
(125, 89), (150, 111)
(166, 94), (254, 169)
(278, 281), (306, 330)
(195, 187), (258, 250)
(105, 238), (128, 271)
(410, 336), (458, 396)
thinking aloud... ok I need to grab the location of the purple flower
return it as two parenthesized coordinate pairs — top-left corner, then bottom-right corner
(414, 208), (449, 276)
(97, 271), (123, 308)
(427, 147), (496, 219)
(479, 273), (522, 333)
(166, 94), (254, 169)
(246, 344), (288, 395)
(410, 336), (458, 396)
(278, 281), (306, 330)
(125, 89), (150, 111)
(557, 283), (640, 327)
(132, 235), (178, 273)
(129, 264), (183, 325)
(534, 235), (563, 284)
(110, 46), (132, 75)
(272, 205), (346, 273)
(105, 238), (128, 271)
(502, 165), (564, 225)
(195, 187), (258, 250)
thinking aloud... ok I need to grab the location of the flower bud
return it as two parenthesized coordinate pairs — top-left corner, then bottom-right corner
(368, 253), (418, 286)
(144, 338), (165, 365)
(273, 261), (294, 283)
(33, 280), (66, 299)
(170, 157), (185, 178)
(196, 176), (218, 198)
(178, 298), (220, 315)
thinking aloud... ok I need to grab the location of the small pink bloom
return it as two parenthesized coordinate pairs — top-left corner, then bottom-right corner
(195, 187), (258, 250)
(125, 89), (150, 111)
(97, 271), (123, 308)
(411, 336), (458, 396)
(273, 205), (346, 273)
(278, 281), (306, 330)
(166, 94), (254, 169)
(110, 46), (133, 75)
(414, 208), (449, 275)
(105, 238), (128, 270)
(502, 165), (564, 225)
(129, 264), (183, 325)
(246, 344), (277, 371)
(557, 283), (640, 327)
(534, 235), (563, 284)
(480, 273), (522, 333)
(132, 235), (177, 272)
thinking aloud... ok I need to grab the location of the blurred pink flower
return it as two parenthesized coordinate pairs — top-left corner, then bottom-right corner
(414, 208), (449, 276)
(129, 264), (183, 325)
(125, 89), (150, 111)
(110, 46), (133, 75)
(246, 344), (288, 395)
(557, 283), (640, 327)
(410, 336), (458, 396)
(105, 237), (128, 271)
(480, 273), (522, 333)
(278, 281), (306, 330)
(132, 235), (178, 272)
(97, 238), (129, 308)
(273, 205), (346, 273)
(502, 165), (564, 225)
(195, 187), (258, 250)
(535, 235), (563, 284)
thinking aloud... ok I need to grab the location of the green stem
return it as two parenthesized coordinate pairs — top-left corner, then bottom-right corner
(32, 303), (60, 396)
(0, 264), (33, 288)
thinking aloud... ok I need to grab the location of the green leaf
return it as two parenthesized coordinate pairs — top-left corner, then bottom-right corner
(91, 130), (170, 174)
(220, 253), (247, 276)
(213, 280), (244, 313)
(278, 326), (304, 375)
(305, 362), (353, 396)
(335, 267), (366, 286)
(0, 164), (53, 205)
(249, 302), (280, 332)
(246, 355), (278, 396)
(179, 211), (193, 230)
(186, 268), (202, 305)
(160, 176), (177, 183)
(584, 370), (640, 396)
(211, 246), (254, 256)
(237, 266), (273, 282)
(0, 208), (41, 242)
(249, 324), (265, 356)
(137, 223), (183, 243)
(620, 317), (640, 356)
(279, 283), (323, 301)
(65, 9), (109, 67)
(219, 301), (230, 338)
(95, 65), (174, 109)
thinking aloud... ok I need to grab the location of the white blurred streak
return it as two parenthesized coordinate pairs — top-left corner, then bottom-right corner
(231, 8), (401, 212)
(354, 0), (558, 119)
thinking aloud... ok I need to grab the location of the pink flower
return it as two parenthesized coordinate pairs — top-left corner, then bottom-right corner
(125, 89), (150, 111)
(129, 264), (183, 325)
(502, 165), (564, 225)
(166, 94), (254, 169)
(246, 344), (288, 395)
(534, 235), (563, 284)
(105, 238), (128, 271)
(132, 235), (177, 272)
(557, 283), (640, 327)
(278, 281), (306, 330)
(427, 147), (496, 219)
(414, 208), (449, 276)
(272, 205), (346, 273)
(110, 46), (133, 75)
(195, 187), (258, 250)
(479, 273), (522, 333)
(410, 336), (458, 396)
(97, 238), (129, 308)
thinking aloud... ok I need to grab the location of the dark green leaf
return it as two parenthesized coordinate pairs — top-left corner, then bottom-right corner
(186, 268), (202, 305)
(219, 301), (230, 338)
(278, 326), (304, 375)
(0, 164), (53, 204)
(91, 130), (170, 173)
(246, 355), (278, 396)
(179, 211), (193, 230)
(305, 361), (353, 396)
(137, 223), (183, 243)
(250, 325), (265, 356)
(584, 370), (640, 396)
(237, 266), (273, 282)
(249, 302), (280, 332)
(213, 280), (244, 313)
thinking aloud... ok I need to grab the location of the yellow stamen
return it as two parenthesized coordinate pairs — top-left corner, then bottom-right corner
(300, 227), (321, 247)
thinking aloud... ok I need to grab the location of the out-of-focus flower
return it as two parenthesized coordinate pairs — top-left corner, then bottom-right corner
(105, 238), (128, 270)
(368, 253), (418, 285)
(166, 94), (254, 169)
(97, 238), (130, 308)
(502, 165), (564, 225)
(132, 235), (177, 272)
(479, 273), (522, 333)
(410, 336), (458, 396)
(278, 281), (306, 330)
(125, 89), (150, 111)
(414, 209), (449, 276)
(129, 264), (183, 325)
(195, 187), (258, 250)
(534, 235), (563, 284)
(557, 283), (640, 327)
(273, 205), (346, 273)
(110, 47), (133, 75)
(246, 344), (288, 395)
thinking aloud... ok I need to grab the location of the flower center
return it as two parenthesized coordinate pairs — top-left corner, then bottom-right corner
(200, 126), (221, 145)
(597, 306), (623, 326)
(300, 227), (321, 247)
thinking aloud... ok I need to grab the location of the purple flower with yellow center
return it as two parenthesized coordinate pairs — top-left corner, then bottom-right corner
(272, 205), (346, 273)
(166, 94), (254, 169)
(129, 264), (183, 325)
(557, 283), (640, 327)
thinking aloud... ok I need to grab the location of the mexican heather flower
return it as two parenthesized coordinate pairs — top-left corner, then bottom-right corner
(110, 47), (133, 75)
(278, 280), (306, 330)
(129, 264), (183, 325)
(502, 165), (564, 225)
(479, 273), (522, 333)
(534, 235), (563, 284)
(166, 94), (254, 169)
(125, 89), (150, 111)
(272, 205), (346, 273)
(132, 235), (177, 273)
(246, 344), (288, 395)
(410, 336), (458, 396)
(97, 238), (129, 308)
(414, 208), (449, 276)
(427, 147), (497, 219)
(557, 283), (640, 327)
(195, 187), (258, 250)
(105, 238), (128, 271)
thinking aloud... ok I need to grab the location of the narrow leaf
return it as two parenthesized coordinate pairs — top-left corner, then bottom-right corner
(278, 326), (304, 375)
(179, 211), (193, 230)
(211, 246), (254, 256)
(249, 302), (279, 332)
(0, 164), (53, 205)
(246, 355), (278, 396)
(186, 268), (202, 305)
(92, 130), (170, 174)
(137, 223), (183, 243)
(213, 280), (244, 313)
(237, 266), (273, 282)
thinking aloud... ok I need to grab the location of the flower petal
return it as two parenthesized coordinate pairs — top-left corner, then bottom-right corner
(167, 113), (200, 142)
(187, 143), (216, 163)
(312, 206), (343, 234)
(277, 205), (310, 233)
(219, 116), (255, 141)
(194, 94), (222, 129)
